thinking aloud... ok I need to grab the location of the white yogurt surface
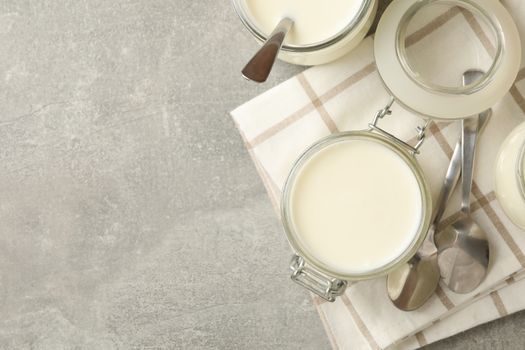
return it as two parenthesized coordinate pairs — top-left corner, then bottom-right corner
(243, 0), (363, 46)
(290, 139), (423, 275)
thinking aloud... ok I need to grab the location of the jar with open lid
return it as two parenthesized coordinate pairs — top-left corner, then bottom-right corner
(281, 0), (521, 301)
(232, 0), (378, 66)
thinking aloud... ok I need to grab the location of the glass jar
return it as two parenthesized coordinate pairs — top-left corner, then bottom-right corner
(232, 0), (378, 66)
(282, 101), (432, 301)
(495, 122), (525, 231)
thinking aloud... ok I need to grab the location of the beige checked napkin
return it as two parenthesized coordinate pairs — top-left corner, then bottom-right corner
(231, 0), (525, 349)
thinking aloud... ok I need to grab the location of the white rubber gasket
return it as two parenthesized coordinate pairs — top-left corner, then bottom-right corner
(374, 0), (521, 119)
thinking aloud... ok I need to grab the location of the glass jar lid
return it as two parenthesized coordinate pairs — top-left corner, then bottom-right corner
(374, 0), (521, 119)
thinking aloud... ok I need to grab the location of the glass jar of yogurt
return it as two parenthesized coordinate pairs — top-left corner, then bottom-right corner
(283, 121), (433, 301)
(232, 0), (378, 66)
(495, 122), (525, 231)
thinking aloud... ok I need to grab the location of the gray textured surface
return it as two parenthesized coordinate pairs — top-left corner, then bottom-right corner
(0, 0), (524, 349)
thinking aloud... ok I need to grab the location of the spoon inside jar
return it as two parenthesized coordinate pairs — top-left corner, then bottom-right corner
(242, 17), (294, 83)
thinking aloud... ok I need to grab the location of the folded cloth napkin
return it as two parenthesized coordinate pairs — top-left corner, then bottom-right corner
(231, 0), (525, 348)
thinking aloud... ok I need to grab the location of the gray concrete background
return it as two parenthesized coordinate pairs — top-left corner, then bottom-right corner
(0, 0), (523, 349)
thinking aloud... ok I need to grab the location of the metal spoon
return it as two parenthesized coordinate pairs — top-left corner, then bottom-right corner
(435, 72), (491, 293)
(241, 18), (293, 83)
(387, 70), (491, 310)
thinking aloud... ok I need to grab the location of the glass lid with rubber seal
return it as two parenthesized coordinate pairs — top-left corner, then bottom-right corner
(374, 0), (521, 119)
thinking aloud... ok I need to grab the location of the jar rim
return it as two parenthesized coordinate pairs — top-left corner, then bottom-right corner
(395, 0), (504, 96)
(231, 0), (374, 52)
(280, 131), (432, 280)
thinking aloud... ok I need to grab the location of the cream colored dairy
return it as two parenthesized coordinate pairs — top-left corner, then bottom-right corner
(289, 139), (423, 275)
(243, 0), (363, 46)
(495, 122), (525, 230)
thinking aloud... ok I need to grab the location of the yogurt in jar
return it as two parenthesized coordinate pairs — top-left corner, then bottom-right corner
(288, 138), (423, 275)
(242, 0), (365, 46)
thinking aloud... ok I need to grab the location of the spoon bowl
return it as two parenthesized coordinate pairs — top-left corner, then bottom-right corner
(387, 253), (440, 310)
(436, 212), (490, 293)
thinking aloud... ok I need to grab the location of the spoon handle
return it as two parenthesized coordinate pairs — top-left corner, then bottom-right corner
(242, 18), (293, 83)
(419, 138), (462, 257)
(434, 141), (462, 225)
(461, 117), (480, 213)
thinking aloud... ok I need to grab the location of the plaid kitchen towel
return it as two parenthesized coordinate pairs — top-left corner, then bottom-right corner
(394, 271), (525, 349)
(231, 0), (525, 348)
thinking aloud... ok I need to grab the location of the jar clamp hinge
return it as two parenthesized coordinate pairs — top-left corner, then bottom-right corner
(290, 255), (347, 302)
(368, 97), (430, 156)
